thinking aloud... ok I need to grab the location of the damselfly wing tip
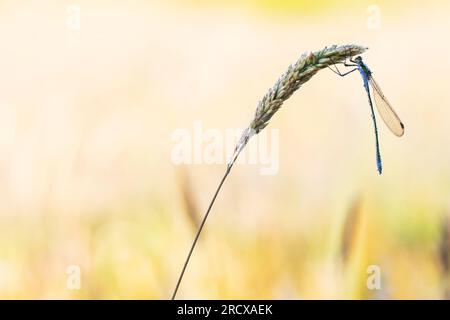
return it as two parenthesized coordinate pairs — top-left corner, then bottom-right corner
(395, 122), (405, 137)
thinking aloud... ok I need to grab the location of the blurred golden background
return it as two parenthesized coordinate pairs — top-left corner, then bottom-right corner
(0, 0), (449, 299)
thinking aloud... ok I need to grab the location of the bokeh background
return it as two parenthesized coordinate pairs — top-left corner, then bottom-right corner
(0, 0), (449, 299)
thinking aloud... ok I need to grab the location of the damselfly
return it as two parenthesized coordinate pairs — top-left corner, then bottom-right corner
(329, 56), (404, 174)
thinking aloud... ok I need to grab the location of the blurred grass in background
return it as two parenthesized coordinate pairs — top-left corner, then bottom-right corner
(0, 0), (449, 299)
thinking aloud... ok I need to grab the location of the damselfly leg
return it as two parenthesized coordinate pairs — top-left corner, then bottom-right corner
(327, 59), (358, 77)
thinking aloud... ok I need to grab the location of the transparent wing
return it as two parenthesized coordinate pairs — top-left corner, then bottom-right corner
(369, 76), (405, 137)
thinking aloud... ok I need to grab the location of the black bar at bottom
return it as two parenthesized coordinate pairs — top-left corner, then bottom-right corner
(0, 300), (446, 318)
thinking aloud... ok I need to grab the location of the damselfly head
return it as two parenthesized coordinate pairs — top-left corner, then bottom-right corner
(354, 56), (363, 63)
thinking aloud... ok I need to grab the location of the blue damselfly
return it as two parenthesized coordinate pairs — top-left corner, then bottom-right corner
(329, 56), (404, 174)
